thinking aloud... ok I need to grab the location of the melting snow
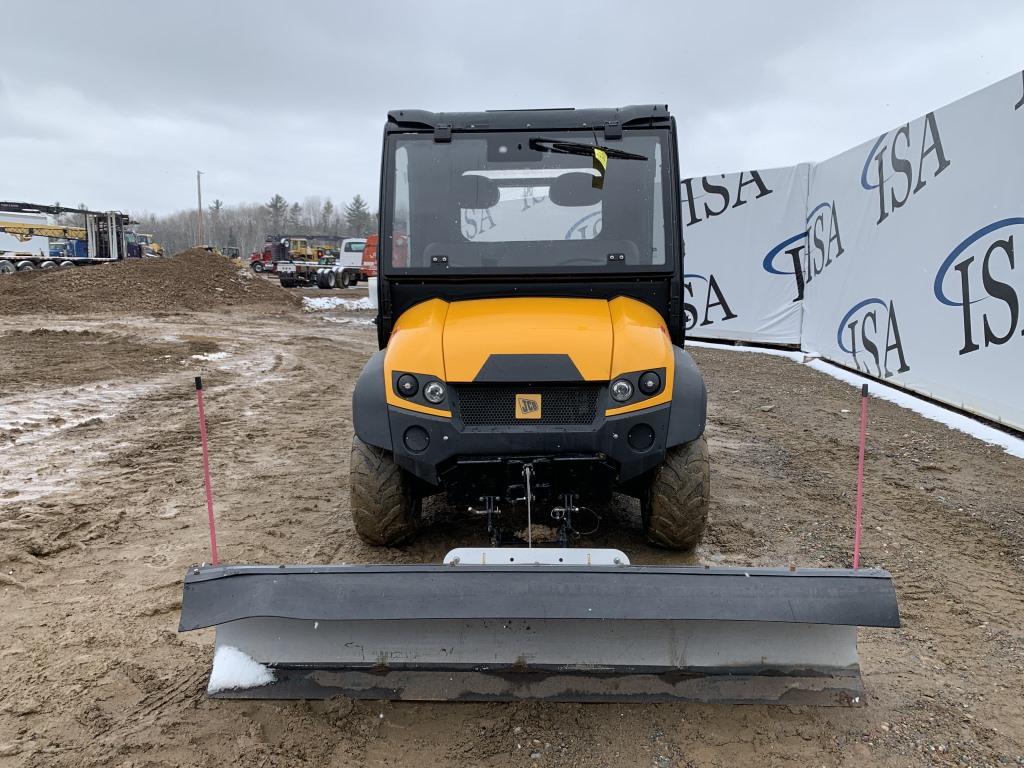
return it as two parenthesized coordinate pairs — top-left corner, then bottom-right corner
(321, 315), (376, 326)
(207, 646), (275, 693)
(190, 351), (230, 362)
(302, 296), (373, 312)
(686, 339), (1024, 459)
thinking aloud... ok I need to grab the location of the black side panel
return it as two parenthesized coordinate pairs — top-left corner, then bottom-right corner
(667, 346), (707, 446)
(474, 354), (583, 382)
(352, 350), (392, 450)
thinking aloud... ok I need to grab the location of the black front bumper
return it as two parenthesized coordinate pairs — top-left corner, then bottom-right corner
(387, 402), (671, 490)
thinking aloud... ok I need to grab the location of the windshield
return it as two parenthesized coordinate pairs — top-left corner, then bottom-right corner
(385, 130), (670, 273)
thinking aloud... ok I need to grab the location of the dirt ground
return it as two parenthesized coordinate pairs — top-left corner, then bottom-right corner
(1, 279), (1022, 767)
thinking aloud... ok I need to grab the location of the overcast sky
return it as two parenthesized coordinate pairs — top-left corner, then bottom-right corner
(2, 1), (1022, 216)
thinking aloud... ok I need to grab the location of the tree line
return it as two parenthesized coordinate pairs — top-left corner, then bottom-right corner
(131, 194), (377, 257)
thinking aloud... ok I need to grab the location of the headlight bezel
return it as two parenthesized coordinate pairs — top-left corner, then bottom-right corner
(607, 367), (666, 408)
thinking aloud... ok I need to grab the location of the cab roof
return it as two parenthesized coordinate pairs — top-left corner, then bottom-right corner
(386, 105), (672, 135)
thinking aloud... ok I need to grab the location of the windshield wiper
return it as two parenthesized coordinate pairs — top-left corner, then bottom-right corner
(528, 137), (647, 161)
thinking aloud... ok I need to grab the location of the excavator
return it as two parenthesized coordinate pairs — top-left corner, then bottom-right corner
(178, 105), (899, 704)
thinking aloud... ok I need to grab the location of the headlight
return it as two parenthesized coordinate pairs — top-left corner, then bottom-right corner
(423, 380), (446, 404)
(396, 374), (418, 397)
(610, 378), (633, 402)
(638, 370), (661, 396)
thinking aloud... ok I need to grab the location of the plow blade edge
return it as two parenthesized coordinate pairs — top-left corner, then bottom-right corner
(179, 564), (899, 704)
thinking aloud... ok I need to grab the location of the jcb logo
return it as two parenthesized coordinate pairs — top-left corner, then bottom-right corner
(516, 394), (542, 419)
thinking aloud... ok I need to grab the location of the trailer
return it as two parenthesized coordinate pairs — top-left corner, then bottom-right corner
(0, 202), (138, 273)
(276, 237), (368, 289)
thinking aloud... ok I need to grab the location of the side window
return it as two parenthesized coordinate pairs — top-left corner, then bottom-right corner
(392, 146), (410, 266)
(652, 142), (665, 265)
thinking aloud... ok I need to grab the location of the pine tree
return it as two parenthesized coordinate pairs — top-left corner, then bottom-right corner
(320, 198), (336, 232)
(264, 194), (288, 233)
(344, 194), (375, 237)
(288, 202), (303, 229)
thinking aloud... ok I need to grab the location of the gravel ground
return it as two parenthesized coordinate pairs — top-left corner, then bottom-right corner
(0, 299), (1021, 768)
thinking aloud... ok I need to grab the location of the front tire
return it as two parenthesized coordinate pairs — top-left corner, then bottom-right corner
(641, 435), (709, 550)
(252, 261), (264, 272)
(350, 436), (421, 546)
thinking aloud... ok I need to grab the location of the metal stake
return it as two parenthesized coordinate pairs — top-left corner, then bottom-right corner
(523, 464), (533, 548)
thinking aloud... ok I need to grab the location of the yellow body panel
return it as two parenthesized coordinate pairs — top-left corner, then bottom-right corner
(383, 296), (674, 419)
(442, 298), (613, 382)
(384, 298), (451, 417)
(605, 297), (675, 416)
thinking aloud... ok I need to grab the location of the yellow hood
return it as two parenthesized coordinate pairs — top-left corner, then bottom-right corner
(442, 297), (613, 382)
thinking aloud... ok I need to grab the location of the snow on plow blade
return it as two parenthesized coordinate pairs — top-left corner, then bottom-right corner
(179, 560), (899, 705)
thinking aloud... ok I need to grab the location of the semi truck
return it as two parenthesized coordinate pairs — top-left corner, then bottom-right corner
(250, 234), (337, 273)
(274, 237), (369, 288)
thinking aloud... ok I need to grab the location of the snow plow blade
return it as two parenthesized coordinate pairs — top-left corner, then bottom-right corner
(179, 559), (899, 705)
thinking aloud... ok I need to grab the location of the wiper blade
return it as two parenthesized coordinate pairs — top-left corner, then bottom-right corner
(528, 137), (647, 161)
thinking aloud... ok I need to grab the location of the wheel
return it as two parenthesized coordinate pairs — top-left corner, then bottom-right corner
(251, 261), (264, 272)
(16, 261), (34, 271)
(59, 260), (74, 268)
(316, 271), (330, 289)
(0, 260), (15, 274)
(350, 436), (421, 546)
(39, 260), (57, 269)
(279, 274), (294, 287)
(641, 435), (709, 550)
(325, 270), (337, 289)
(340, 271), (352, 288)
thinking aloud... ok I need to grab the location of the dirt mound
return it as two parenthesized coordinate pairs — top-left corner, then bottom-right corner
(0, 249), (300, 315)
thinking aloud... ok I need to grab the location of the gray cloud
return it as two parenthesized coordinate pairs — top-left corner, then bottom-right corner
(2, 0), (1021, 214)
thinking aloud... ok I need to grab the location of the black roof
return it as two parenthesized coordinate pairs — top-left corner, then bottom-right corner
(386, 105), (671, 134)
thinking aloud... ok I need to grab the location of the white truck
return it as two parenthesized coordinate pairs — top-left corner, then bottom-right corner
(276, 237), (368, 289)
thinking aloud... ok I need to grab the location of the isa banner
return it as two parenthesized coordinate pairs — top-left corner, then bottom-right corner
(802, 71), (1024, 431)
(681, 164), (810, 345)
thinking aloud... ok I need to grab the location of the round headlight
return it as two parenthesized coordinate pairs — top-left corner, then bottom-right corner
(610, 378), (633, 402)
(423, 380), (446, 404)
(396, 374), (418, 397)
(638, 370), (661, 396)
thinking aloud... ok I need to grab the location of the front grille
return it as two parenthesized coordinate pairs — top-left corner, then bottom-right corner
(454, 384), (602, 427)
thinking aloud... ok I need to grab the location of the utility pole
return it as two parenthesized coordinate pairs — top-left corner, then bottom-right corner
(196, 170), (204, 246)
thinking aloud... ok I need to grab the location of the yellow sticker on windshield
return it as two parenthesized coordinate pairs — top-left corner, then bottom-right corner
(592, 148), (608, 189)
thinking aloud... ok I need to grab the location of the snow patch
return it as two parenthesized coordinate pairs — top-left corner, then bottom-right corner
(687, 340), (1024, 459)
(190, 351), (230, 362)
(207, 646), (275, 693)
(686, 339), (807, 362)
(322, 315), (376, 326)
(302, 296), (373, 312)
